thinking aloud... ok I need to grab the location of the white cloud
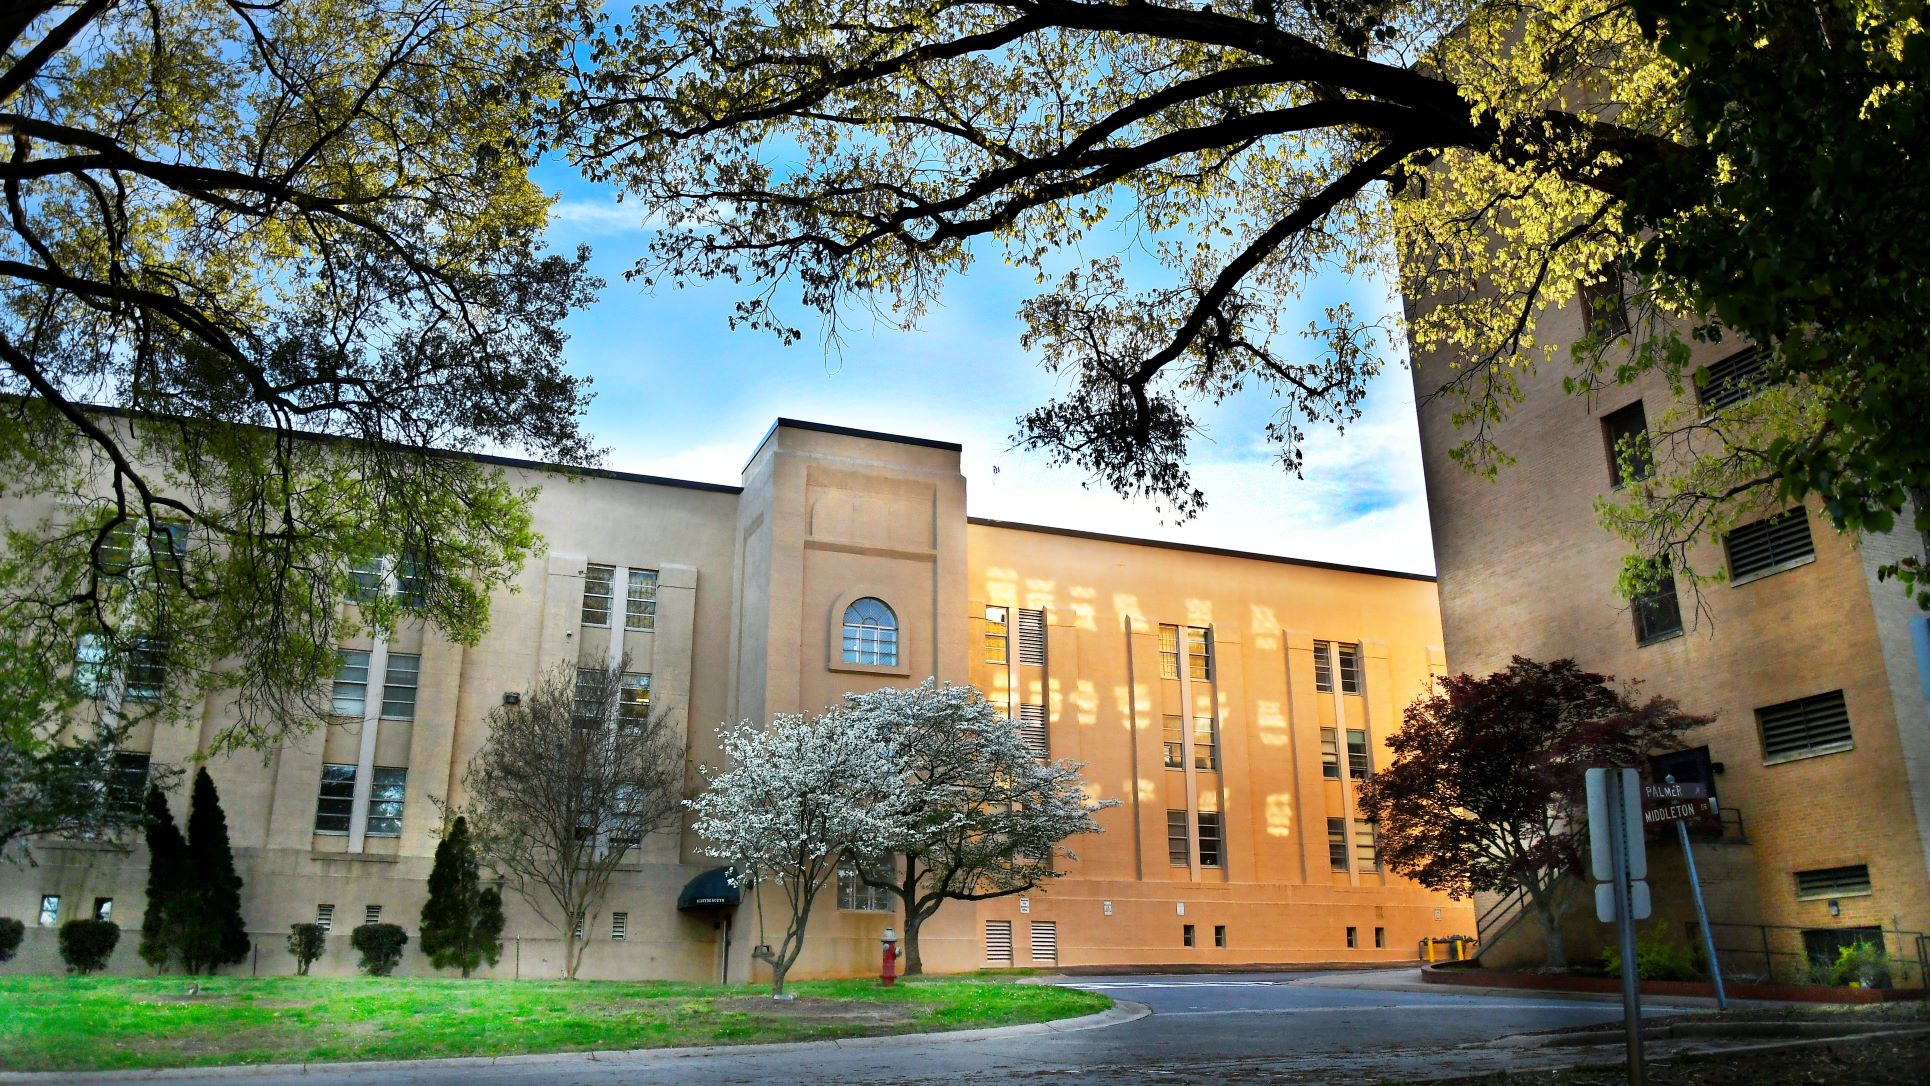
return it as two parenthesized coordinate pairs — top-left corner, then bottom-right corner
(549, 199), (654, 235)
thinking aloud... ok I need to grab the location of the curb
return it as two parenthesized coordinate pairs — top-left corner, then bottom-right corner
(0, 1000), (1151, 1084)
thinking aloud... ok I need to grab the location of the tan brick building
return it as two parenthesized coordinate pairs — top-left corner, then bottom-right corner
(1407, 294), (1930, 981)
(2, 419), (1471, 980)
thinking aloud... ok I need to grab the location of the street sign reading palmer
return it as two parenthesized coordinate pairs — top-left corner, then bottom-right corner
(1641, 781), (1712, 826)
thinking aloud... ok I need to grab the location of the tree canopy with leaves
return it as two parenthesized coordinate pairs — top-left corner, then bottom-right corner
(1357, 656), (1707, 967)
(0, 0), (603, 756)
(574, 0), (1929, 599)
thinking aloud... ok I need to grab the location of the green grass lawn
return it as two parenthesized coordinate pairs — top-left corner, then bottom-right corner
(0, 974), (1111, 1073)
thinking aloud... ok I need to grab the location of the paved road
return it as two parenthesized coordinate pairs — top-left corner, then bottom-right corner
(15, 970), (1676, 1086)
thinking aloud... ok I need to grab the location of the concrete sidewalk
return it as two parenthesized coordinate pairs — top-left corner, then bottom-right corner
(1290, 966), (1750, 1010)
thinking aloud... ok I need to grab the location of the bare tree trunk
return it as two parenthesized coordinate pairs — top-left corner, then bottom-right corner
(902, 910), (926, 976)
(1533, 901), (1568, 968)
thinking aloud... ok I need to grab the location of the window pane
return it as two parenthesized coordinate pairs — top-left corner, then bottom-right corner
(332, 649), (371, 717)
(581, 563), (614, 626)
(574, 667), (603, 728)
(841, 597), (898, 666)
(1327, 817), (1347, 872)
(396, 551), (428, 608)
(315, 763), (356, 834)
(1158, 624), (1179, 680)
(984, 606), (1009, 664)
(348, 556), (383, 604)
(109, 753), (150, 814)
(125, 637), (167, 701)
(1347, 729), (1370, 779)
(367, 766), (406, 836)
(1187, 627), (1212, 681)
(1162, 715), (1184, 769)
(1337, 643), (1361, 694)
(1166, 810), (1189, 866)
(1320, 727), (1340, 780)
(74, 633), (110, 699)
(1197, 812), (1222, 868)
(619, 673), (651, 731)
(1193, 717), (1217, 770)
(380, 654), (419, 719)
(1355, 820), (1378, 872)
(625, 568), (658, 631)
(1313, 641), (1334, 692)
(1603, 401), (1652, 487)
(38, 896), (59, 926)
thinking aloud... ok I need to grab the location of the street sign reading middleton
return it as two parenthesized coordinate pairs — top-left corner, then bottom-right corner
(1642, 781), (1711, 826)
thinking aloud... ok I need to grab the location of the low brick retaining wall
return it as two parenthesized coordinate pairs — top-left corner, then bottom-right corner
(1421, 960), (1925, 1003)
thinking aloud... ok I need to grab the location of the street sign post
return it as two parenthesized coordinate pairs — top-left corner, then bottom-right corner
(1587, 767), (1646, 1086)
(1644, 779), (1728, 1010)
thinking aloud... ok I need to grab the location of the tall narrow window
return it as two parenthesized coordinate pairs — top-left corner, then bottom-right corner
(1186, 627), (1213, 681)
(984, 606), (1009, 664)
(367, 767), (407, 836)
(38, 895), (59, 926)
(1162, 715), (1185, 769)
(841, 597), (898, 666)
(1017, 608), (1047, 665)
(1577, 262), (1630, 336)
(1602, 401), (1653, 487)
(1327, 818), (1347, 872)
(396, 551), (428, 607)
(1320, 727), (1341, 780)
(573, 668), (603, 729)
(380, 653), (420, 720)
(1196, 812), (1223, 868)
(1158, 624), (1180, 679)
(1193, 717), (1218, 771)
(123, 637), (167, 701)
(1346, 728), (1370, 779)
(1336, 643), (1361, 694)
(73, 633), (110, 698)
(618, 673), (652, 732)
(365, 905), (383, 925)
(581, 563), (615, 626)
(109, 753), (150, 814)
(1166, 810), (1189, 866)
(348, 556), (384, 604)
(332, 649), (370, 718)
(612, 912), (628, 940)
(1313, 641), (1335, 692)
(1182, 923), (1196, 948)
(625, 568), (659, 631)
(1355, 820), (1378, 872)
(316, 903), (335, 932)
(315, 764), (356, 834)
(1634, 565), (1685, 644)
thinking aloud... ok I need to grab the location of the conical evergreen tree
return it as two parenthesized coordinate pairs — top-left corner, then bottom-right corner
(419, 816), (503, 976)
(178, 768), (250, 974)
(137, 784), (187, 971)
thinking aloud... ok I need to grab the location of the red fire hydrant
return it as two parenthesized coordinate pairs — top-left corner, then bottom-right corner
(880, 927), (899, 988)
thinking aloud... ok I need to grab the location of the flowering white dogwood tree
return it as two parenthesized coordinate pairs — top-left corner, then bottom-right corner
(848, 680), (1115, 975)
(689, 708), (909, 996)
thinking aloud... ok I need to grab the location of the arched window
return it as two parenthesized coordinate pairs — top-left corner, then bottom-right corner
(841, 597), (898, 666)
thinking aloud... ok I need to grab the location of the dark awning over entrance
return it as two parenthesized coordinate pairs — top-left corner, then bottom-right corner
(677, 866), (741, 911)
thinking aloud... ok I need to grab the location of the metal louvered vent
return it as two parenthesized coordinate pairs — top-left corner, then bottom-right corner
(1726, 510), (1815, 579)
(1017, 608), (1047, 665)
(1795, 865), (1871, 899)
(1018, 703), (1048, 757)
(985, 920), (1013, 964)
(1699, 346), (1769, 410)
(1030, 920), (1059, 963)
(1758, 691), (1852, 760)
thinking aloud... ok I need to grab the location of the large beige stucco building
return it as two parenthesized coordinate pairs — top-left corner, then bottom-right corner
(1407, 292), (1930, 980)
(4, 419), (1472, 980)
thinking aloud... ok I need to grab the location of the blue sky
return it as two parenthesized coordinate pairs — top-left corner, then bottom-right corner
(537, 166), (1437, 577)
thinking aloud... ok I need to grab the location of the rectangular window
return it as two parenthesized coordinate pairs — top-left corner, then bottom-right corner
(1698, 345), (1769, 411)
(1018, 703), (1048, 757)
(1355, 820), (1379, 872)
(985, 920), (1013, 964)
(314, 763), (356, 834)
(618, 673), (652, 732)
(365, 905), (383, 925)
(612, 912), (628, 940)
(332, 649), (370, 718)
(38, 895), (59, 926)
(581, 563), (615, 626)
(1167, 810), (1190, 867)
(1214, 925), (1227, 948)
(1186, 627), (1213, 682)
(1346, 728), (1370, 780)
(74, 633), (110, 699)
(1313, 640), (1335, 692)
(1321, 727), (1341, 780)
(625, 568), (659, 631)
(1030, 920), (1058, 963)
(1759, 691), (1853, 762)
(1578, 262), (1630, 336)
(94, 898), (113, 922)
(1602, 401), (1653, 487)
(1345, 925), (1358, 949)
(380, 653), (419, 720)
(1017, 608), (1047, 666)
(1726, 510), (1816, 580)
(1182, 924), (1196, 948)
(1193, 717), (1218, 771)
(837, 867), (892, 912)
(984, 606), (1009, 665)
(109, 752), (150, 814)
(348, 556), (383, 604)
(1327, 818), (1348, 872)
(1336, 643), (1361, 694)
(396, 551), (428, 608)
(612, 783), (644, 846)
(367, 767), (406, 836)
(124, 637), (167, 701)
(1374, 927), (1386, 949)
(1162, 715), (1185, 769)
(1795, 865), (1872, 900)
(316, 903), (335, 932)
(1634, 566), (1685, 644)
(1196, 812), (1223, 868)
(573, 667), (602, 729)
(1158, 624), (1180, 680)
